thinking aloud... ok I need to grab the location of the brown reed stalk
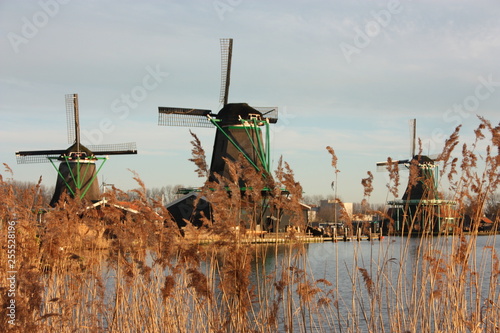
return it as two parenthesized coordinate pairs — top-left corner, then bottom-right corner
(385, 157), (400, 199)
(438, 125), (462, 175)
(361, 171), (374, 200)
(188, 130), (209, 179)
(326, 146), (339, 173)
(271, 156), (305, 232)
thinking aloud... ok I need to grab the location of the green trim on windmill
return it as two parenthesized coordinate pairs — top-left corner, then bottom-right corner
(239, 118), (269, 173)
(48, 155), (108, 200)
(209, 117), (263, 173)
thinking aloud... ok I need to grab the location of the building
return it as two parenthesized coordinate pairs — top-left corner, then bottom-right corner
(317, 199), (353, 223)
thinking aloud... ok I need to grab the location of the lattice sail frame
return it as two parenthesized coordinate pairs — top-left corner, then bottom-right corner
(219, 38), (233, 106)
(66, 93), (79, 145)
(16, 153), (62, 164)
(16, 142), (137, 164)
(253, 107), (279, 123)
(88, 142), (137, 155)
(158, 107), (213, 128)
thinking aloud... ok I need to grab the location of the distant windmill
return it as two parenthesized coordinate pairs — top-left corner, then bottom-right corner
(100, 176), (114, 193)
(158, 38), (278, 187)
(377, 119), (438, 202)
(16, 94), (137, 206)
(376, 119), (455, 233)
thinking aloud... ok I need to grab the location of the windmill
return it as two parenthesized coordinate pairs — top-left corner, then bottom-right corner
(377, 119), (438, 202)
(16, 94), (137, 207)
(158, 38), (278, 187)
(376, 119), (455, 234)
(159, 38), (281, 229)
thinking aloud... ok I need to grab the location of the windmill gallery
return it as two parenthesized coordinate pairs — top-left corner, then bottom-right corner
(14, 39), (465, 239)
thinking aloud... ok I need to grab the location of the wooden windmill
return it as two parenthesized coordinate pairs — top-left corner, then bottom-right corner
(16, 94), (137, 206)
(377, 119), (439, 202)
(159, 38), (282, 229)
(377, 119), (455, 234)
(158, 38), (278, 187)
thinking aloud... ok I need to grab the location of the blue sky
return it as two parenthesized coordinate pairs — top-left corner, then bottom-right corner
(1, 0), (499, 204)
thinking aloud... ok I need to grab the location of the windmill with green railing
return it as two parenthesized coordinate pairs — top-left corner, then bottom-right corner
(15, 94), (137, 206)
(158, 38), (278, 189)
(158, 38), (283, 230)
(377, 119), (456, 234)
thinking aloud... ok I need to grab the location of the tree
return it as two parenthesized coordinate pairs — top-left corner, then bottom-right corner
(484, 192), (500, 220)
(146, 185), (185, 204)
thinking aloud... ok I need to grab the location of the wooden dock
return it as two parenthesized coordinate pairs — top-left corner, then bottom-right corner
(188, 231), (383, 245)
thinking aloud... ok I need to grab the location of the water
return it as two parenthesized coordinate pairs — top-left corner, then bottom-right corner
(99, 234), (499, 332)
(248, 235), (499, 332)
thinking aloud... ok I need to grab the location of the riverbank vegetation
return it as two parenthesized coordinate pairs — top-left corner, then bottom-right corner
(0, 117), (498, 332)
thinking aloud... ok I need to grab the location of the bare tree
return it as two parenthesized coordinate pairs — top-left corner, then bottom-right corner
(485, 192), (500, 219)
(146, 185), (185, 204)
(302, 194), (334, 206)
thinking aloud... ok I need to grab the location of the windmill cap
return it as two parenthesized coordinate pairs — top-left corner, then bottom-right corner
(59, 142), (95, 160)
(217, 103), (263, 125)
(412, 155), (434, 164)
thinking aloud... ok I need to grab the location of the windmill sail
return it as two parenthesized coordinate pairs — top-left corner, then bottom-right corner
(376, 118), (418, 169)
(219, 38), (233, 106)
(376, 118), (438, 200)
(16, 151), (66, 164)
(158, 107), (213, 128)
(409, 118), (416, 158)
(376, 158), (410, 171)
(88, 142), (137, 155)
(16, 142), (137, 163)
(66, 93), (80, 149)
(253, 107), (279, 123)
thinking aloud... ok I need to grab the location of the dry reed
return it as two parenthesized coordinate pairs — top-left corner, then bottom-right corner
(0, 118), (498, 332)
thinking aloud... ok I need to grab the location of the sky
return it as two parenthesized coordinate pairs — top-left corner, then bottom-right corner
(1, 0), (499, 205)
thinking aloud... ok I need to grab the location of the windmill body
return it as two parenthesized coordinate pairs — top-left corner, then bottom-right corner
(16, 94), (137, 206)
(401, 155), (438, 202)
(208, 103), (271, 184)
(49, 143), (101, 206)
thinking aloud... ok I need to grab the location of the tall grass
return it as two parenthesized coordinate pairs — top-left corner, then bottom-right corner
(0, 117), (498, 332)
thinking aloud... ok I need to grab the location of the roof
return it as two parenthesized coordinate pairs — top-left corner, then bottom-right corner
(216, 103), (262, 125)
(165, 192), (208, 208)
(480, 216), (494, 224)
(64, 142), (95, 156)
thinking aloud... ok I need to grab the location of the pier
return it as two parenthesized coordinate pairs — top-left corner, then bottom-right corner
(185, 231), (383, 245)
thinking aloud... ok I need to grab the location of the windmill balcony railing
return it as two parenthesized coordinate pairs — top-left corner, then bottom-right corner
(387, 199), (457, 206)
